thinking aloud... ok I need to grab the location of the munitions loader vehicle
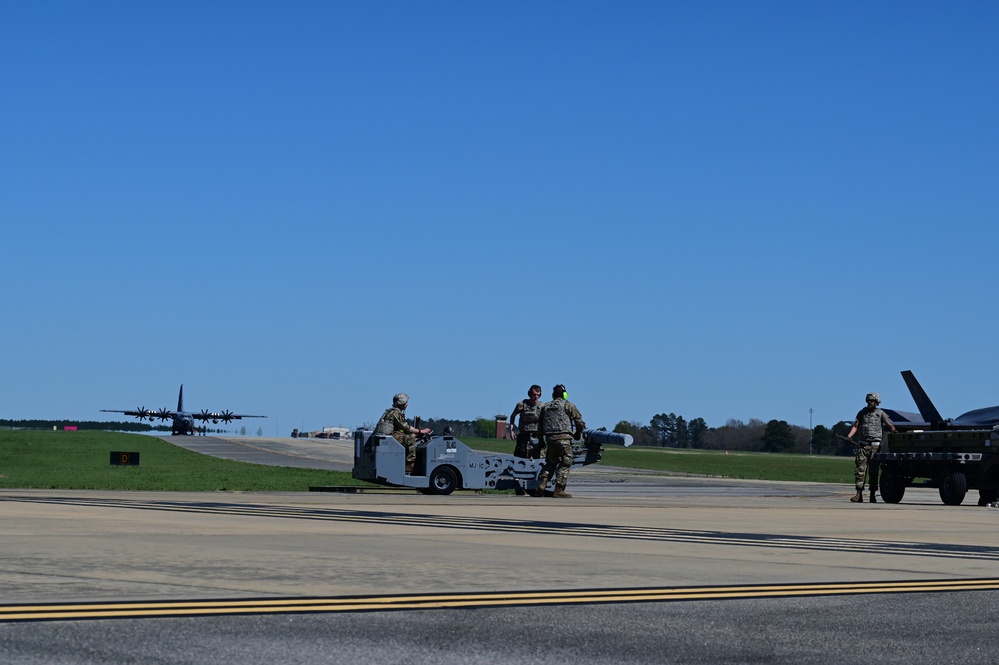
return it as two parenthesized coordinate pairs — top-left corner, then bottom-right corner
(352, 428), (631, 495)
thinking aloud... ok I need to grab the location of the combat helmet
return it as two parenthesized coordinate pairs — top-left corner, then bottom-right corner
(393, 393), (409, 408)
(866, 392), (881, 405)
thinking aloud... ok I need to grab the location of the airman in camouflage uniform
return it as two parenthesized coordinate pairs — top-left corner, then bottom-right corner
(535, 384), (585, 498)
(510, 384), (545, 459)
(847, 392), (897, 503)
(374, 393), (431, 475)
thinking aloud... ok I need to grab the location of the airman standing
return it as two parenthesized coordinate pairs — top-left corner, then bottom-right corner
(509, 384), (545, 459)
(847, 392), (896, 503)
(535, 384), (585, 498)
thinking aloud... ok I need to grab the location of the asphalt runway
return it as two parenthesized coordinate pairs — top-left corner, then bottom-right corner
(2, 436), (998, 663)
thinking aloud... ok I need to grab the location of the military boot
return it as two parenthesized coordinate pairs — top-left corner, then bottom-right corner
(850, 490), (863, 502)
(553, 484), (572, 499)
(532, 473), (549, 497)
(869, 491), (877, 503)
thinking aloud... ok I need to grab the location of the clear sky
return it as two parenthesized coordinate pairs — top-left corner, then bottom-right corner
(3, 1), (998, 436)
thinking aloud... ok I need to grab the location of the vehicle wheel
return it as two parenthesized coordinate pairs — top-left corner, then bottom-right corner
(428, 466), (458, 495)
(939, 472), (968, 506)
(879, 466), (906, 504)
(977, 488), (998, 506)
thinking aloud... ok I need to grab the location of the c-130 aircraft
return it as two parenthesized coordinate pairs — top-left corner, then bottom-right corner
(102, 385), (266, 435)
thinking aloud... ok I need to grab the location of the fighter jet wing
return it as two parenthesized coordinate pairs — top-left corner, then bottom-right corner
(880, 408), (930, 429)
(951, 405), (999, 428)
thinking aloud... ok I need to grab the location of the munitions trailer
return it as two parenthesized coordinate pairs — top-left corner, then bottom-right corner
(875, 429), (999, 506)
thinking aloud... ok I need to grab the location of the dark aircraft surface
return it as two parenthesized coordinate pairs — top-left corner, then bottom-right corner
(880, 370), (999, 431)
(102, 385), (266, 435)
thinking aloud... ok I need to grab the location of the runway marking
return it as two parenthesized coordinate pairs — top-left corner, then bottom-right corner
(4, 495), (998, 562)
(1, 579), (998, 622)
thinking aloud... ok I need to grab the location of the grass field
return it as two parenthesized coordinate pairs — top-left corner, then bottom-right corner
(0, 430), (854, 491)
(0, 430), (357, 491)
(466, 437), (854, 484)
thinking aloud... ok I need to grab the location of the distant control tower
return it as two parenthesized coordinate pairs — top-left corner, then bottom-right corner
(495, 415), (508, 439)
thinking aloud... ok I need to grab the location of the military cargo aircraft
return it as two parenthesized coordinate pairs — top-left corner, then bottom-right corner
(102, 385), (266, 435)
(880, 370), (999, 431)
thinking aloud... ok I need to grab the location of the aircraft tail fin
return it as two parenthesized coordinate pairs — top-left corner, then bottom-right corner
(178, 385), (184, 412)
(900, 370), (944, 426)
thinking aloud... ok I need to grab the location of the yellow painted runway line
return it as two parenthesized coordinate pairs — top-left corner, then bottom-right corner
(3, 579), (999, 622)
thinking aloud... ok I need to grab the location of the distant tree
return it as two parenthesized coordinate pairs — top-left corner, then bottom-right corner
(674, 415), (689, 448)
(831, 420), (854, 456)
(688, 418), (709, 448)
(650, 413), (681, 447)
(256, 427), (263, 437)
(706, 419), (766, 451)
(614, 420), (657, 446)
(810, 424), (833, 455)
(613, 420), (634, 435)
(761, 420), (796, 453)
(474, 418), (495, 438)
(240, 426), (247, 435)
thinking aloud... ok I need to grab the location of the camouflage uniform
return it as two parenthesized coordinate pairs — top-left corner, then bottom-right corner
(853, 406), (893, 493)
(537, 398), (585, 495)
(375, 407), (418, 470)
(511, 398), (545, 459)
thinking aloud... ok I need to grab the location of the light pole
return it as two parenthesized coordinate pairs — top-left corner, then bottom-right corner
(809, 407), (813, 454)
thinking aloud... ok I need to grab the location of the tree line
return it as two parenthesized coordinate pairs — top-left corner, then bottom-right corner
(0, 419), (229, 435)
(8, 414), (857, 455)
(613, 414), (856, 455)
(0, 419), (154, 432)
(418, 413), (857, 455)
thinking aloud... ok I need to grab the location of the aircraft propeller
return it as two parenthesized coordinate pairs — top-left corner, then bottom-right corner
(218, 409), (236, 423)
(198, 409), (214, 422)
(155, 408), (172, 421)
(134, 406), (151, 421)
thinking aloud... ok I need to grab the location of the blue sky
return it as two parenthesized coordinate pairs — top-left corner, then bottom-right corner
(3, 1), (998, 435)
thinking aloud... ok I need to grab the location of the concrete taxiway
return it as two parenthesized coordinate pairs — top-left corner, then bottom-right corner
(3, 435), (997, 603)
(3, 435), (998, 663)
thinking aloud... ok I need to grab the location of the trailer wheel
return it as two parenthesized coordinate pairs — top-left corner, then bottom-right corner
(939, 472), (968, 506)
(879, 466), (906, 504)
(428, 466), (458, 495)
(977, 489), (998, 506)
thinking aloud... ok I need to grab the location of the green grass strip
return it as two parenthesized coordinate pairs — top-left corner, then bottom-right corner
(465, 437), (853, 484)
(0, 430), (853, 491)
(0, 430), (357, 491)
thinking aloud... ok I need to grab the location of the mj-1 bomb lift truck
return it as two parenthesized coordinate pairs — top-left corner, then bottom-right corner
(352, 428), (632, 495)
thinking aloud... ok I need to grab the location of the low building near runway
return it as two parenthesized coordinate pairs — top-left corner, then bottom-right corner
(309, 426), (351, 440)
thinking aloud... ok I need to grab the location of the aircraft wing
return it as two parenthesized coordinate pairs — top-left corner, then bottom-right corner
(191, 409), (266, 423)
(101, 408), (177, 422)
(951, 405), (999, 428)
(880, 408), (931, 430)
